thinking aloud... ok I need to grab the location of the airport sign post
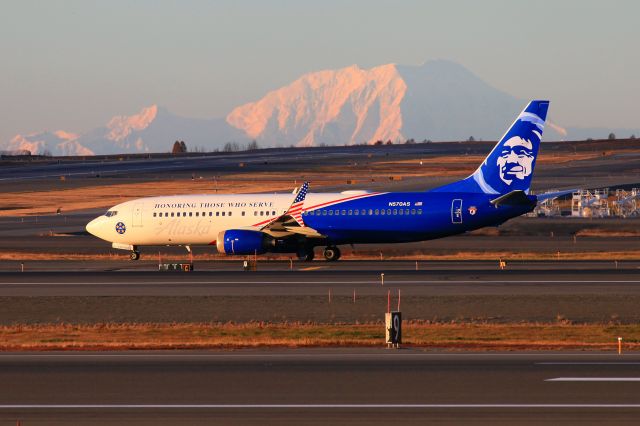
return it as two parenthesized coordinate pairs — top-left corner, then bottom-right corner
(385, 311), (402, 349)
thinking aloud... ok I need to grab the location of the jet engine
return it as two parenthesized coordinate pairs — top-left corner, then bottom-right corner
(216, 229), (269, 255)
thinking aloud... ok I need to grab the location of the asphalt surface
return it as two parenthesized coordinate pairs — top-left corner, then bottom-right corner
(1, 267), (639, 296)
(0, 148), (370, 182)
(1, 349), (640, 425)
(1, 266), (640, 324)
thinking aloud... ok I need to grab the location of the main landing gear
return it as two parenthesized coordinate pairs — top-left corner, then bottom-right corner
(323, 246), (341, 262)
(130, 250), (140, 261)
(297, 246), (341, 262)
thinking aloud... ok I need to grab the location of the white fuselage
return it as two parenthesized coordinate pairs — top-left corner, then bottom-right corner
(86, 192), (366, 247)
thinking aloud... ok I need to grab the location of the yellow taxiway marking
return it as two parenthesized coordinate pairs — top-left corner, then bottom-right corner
(299, 266), (327, 271)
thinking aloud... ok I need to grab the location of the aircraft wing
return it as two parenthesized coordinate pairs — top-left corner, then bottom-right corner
(259, 182), (325, 238)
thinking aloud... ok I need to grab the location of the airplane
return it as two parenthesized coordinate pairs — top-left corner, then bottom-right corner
(86, 100), (569, 262)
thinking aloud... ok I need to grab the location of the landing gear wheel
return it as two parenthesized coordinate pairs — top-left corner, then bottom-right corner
(323, 246), (341, 262)
(297, 249), (315, 262)
(130, 251), (140, 261)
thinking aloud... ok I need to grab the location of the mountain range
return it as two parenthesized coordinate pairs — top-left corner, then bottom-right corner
(3, 60), (638, 156)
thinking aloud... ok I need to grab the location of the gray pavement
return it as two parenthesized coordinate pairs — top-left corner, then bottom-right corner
(1, 266), (640, 324)
(1, 349), (640, 424)
(1, 267), (639, 296)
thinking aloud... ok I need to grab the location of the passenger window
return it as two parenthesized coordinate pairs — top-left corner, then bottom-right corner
(368, 209), (372, 215)
(260, 211), (264, 216)
(380, 209), (385, 215)
(354, 210), (359, 215)
(272, 211), (276, 216)
(165, 212), (168, 217)
(417, 209), (422, 215)
(411, 209), (416, 215)
(399, 209), (403, 215)
(228, 212), (232, 216)
(171, 212), (175, 217)
(217, 212), (220, 217)
(266, 211), (270, 216)
(387, 209), (391, 215)
(341, 210), (346, 215)
(209, 212), (212, 217)
(222, 211), (226, 216)
(374, 209), (379, 215)
(242, 211), (245, 216)
(195, 212), (199, 217)
(254, 211), (257, 216)
(348, 210), (352, 215)
(405, 209), (410, 215)
(189, 212), (192, 217)
(329, 210), (333, 216)
(393, 209), (397, 215)
(153, 212), (156, 217)
(323, 210), (327, 216)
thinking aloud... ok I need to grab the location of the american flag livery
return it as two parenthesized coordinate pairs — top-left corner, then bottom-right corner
(287, 181), (309, 226)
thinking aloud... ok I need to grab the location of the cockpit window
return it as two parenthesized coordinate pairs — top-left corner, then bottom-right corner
(104, 211), (118, 217)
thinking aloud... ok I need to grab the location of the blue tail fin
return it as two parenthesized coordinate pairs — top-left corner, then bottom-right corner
(432, 100), (549, 195)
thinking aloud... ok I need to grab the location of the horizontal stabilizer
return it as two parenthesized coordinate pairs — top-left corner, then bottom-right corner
(490, 190), (534, 207)
(536, 189), (577, 203)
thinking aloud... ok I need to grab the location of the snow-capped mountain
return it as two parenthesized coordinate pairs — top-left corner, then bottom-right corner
(4, 105), (246, 156)
(227, 63), (408, 147)
(5, 60), (637, 156)
(4, 130), (93, 156)
(227, 60), (539, 146)
(76, 105), (246, 155)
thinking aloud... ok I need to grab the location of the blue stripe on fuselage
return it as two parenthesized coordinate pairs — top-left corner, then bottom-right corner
(302, 192), (533, 244)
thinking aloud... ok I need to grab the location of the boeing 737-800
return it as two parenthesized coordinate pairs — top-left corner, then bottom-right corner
(86, 100), (568, 261)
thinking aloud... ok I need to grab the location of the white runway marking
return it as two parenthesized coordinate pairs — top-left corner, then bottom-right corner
(2, 280), (640, 286)
(547, 377), (640, 382)
(538, 362), (640, 365)
(1, 404), (640, 409)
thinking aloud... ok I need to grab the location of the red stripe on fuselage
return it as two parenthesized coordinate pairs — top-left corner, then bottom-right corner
(248, 192), (383, 227)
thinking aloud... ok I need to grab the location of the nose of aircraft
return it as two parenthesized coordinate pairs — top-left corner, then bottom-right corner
(85, 217), (101, 237)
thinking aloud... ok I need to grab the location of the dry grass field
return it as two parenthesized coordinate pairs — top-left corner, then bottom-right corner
(1, 322), (638, 351)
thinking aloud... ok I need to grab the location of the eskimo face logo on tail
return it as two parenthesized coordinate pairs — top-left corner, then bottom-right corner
(496, 136), (535, 185)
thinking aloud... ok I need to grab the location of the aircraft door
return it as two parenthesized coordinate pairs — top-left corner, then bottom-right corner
(451, 199), (463, 224)
(132, 203), (143, 227)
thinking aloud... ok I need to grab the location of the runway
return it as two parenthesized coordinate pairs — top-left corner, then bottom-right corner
(1, 350), (640, 424)
(1, 267), (639, 296)
(1, 266), (639, 324)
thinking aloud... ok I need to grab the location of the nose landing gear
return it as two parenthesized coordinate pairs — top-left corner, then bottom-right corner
(323, 246), (341, 262)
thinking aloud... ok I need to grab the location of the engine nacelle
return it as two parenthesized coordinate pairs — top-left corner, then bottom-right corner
(216, 229), (269, 255)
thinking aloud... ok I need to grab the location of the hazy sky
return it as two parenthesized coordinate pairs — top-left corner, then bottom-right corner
(1, 0), (638, 143)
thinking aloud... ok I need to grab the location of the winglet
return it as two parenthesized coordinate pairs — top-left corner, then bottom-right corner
(286, 181), (309, 226)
